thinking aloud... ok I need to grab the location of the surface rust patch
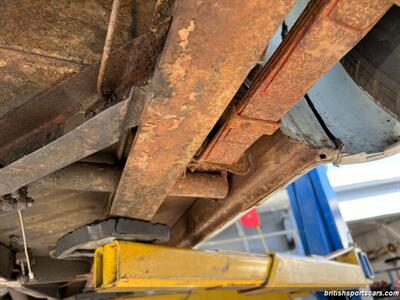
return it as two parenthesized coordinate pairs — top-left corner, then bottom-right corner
(0, 48), (82, 119)
(0, 0), (134, 65)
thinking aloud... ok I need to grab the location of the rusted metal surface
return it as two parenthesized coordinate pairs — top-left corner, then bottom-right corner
(169, 172), (228, 199)
(241, 0), (392, 121)
(0, 3), (394, 291)
(0, 48), (83, 120)
(168, 131), (334, 248)
(132, 0), (158, 36)
(200, 0), (393, 166)
(110, 0), (297, 220)
(102, 21), (170, 99)
(188, 155), (252, 176)
(0, 25), (169, 165)
(200, 107), (280, 167)
(0, 99), (136, 197)
(30, 163), (228, 199)
(0, 0), (135, 121)
(0, 0), (134, 65)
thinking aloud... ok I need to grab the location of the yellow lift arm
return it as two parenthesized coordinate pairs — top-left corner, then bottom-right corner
(94, 241), (369, 296)
(112, 290), (300, 300)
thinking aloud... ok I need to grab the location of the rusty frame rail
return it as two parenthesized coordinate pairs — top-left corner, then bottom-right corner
(110, 0), (297, 220)
(199, 0), (393, 166)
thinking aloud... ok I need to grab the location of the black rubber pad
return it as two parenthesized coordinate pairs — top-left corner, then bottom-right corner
(55, 217), (170, 259)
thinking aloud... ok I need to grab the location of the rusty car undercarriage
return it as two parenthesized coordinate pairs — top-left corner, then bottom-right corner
(0, 0), (399, 298)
